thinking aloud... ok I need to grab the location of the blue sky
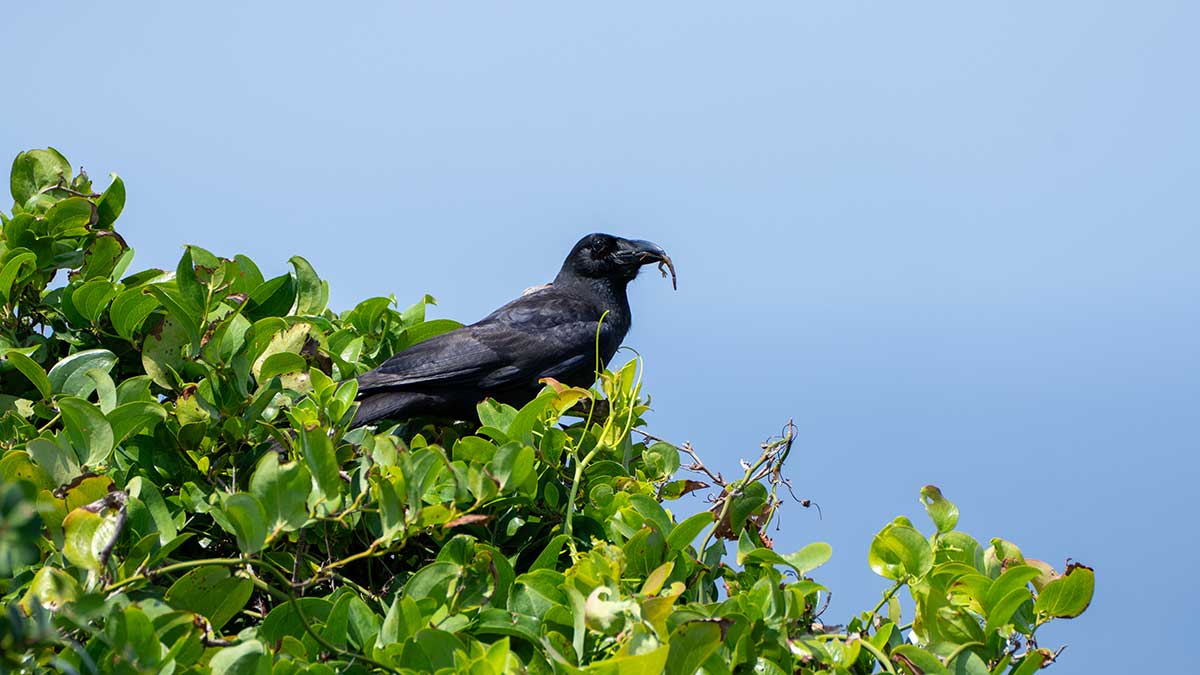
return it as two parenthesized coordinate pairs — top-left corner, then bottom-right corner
(4, 3), (1197, 672)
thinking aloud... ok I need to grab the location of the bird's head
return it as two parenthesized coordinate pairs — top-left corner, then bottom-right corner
(557, 233), (677, 289)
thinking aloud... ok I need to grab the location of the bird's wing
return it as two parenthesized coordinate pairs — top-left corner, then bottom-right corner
(356, 287), (607, 394)
(355, 328), (502, 392)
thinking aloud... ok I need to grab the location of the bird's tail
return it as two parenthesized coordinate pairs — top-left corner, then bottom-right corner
(350, 392), (418, 429)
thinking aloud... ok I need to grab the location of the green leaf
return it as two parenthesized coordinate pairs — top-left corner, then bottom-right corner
(11, 148), (71, 205)
(984, 564), (1042, 613)
(642, 441), (681, 481)
(1034, 562), (1094, 619)
(665, 620), (723, 675)
(261, 597), (334, 644)
(84, 368), (117, 413)
(781, 542), (833, 576)
(209, 639), (270, 675)
(229, 254), (264, 295)
(920, 484), (959, 534)
(724, 480), (768, 537)
(62, 492), (125, 572)
(948, 651), (989, 675)
(508, 390), (556, 446)
(221, 493), (268, 554)
(249, 452), (311, 533)
(666, 511), (714, 554)
(110, 249), (137, 282)
(404, 561), (462, 601)
(629, 494), (673, 536)
(529, 534), (570, 571)
(244, 273), (296, 321)
(1010, 651), (1048, 675)
(343, 595), (382, 650)
(174, 247), (206, 313)
(44, 197), (95, 236)
(110, 287), (161, 340)
(141, 315), (190, 389)
(984, 538), (1025, 578)
(289, 255), (328, 315)
(127, 476), (178, 544)
(869, 522), (934, 580)
(397, 318), (464, 350)
(250, 321), (309, 381)
(0, 484), (41, 578)
(21, 565), (80, 612)
(58, 396), (115, 467)
(738, 527), (773, 566)
(936, 530), (983, 569)
(0, 451), (53, 490)
(107, 401), (167, 445)
(490, 442), (534, 492)
(377, 595), (424, 647)
(205, 312), (253, 365)
(375, 476), (405, 540)
(300, 425), (340, 502)
(144, 284), (202, 353)
(401, 293), (435, 325)
(509, 569), (567, 619)
(71, 279), (118, 323)
(983, 586), (1032, 636)
(0, 249), (37, 303)
(80, 234), (126, 280)
(175, 385), (212, 426)
(329, 379), (358, 422)
(47, 349), (117, 397)
(453, 435), (497, 463)
(477, 398), (518, 431)
(116, 374), (155, 405)
(413, 629), (466, 671)
(96, 174), (125, 229)
(27, 437), (80, 486)
(891, 645), (948, 675)
(936, 606), (987, 645)
(258, 351), (306, 382)
(164, 566), (253, 631)
(3, 350), (51, 399)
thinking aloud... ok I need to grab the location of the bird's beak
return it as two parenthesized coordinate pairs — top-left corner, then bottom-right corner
(617, 238), (677, 290)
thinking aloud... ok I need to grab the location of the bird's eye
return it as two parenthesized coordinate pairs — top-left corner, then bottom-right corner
(589, 239), (609, 255)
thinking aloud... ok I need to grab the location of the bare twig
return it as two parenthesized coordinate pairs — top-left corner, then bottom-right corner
(633, 429), (726, 486)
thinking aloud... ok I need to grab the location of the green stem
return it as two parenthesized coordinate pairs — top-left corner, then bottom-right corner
(318, 540), (380, 574)
(563, 311), (611, 555)
(563, 460), (583, 544)
(38, 413), (61, 433)
(256, 558), (401, 675)
(807, 633), (898, 675)
(855, 638), (899, 675)
(943, 641), (985, 667)
(106, 556), (401, 674)
(697, 448), (775, 556)
(866, 579), (906, 630)
(106, 557), (247, 595)
(564, 447), (602, 555)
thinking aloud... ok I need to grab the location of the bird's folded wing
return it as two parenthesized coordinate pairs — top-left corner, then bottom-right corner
(356, 297), (604, 394)
(355, 329), (503, 393)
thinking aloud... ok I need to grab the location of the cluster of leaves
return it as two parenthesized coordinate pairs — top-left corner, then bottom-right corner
(0, 148), (1093, 675)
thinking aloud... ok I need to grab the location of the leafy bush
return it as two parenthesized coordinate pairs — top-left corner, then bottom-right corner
(0, 148), (1093, 674)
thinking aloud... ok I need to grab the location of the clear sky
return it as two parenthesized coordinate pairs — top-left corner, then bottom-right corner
(4, 3), (1197, 672)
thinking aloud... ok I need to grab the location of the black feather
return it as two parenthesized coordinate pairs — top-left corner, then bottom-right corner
(349, 233), (671, 427)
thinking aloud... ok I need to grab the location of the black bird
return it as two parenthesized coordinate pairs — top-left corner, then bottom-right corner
(350, 233), (675, 427)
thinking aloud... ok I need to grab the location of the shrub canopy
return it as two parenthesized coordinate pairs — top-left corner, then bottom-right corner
(0, 149), (1093, 674)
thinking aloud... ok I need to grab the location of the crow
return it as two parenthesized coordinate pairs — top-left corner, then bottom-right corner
(350, 233), (675, 427)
